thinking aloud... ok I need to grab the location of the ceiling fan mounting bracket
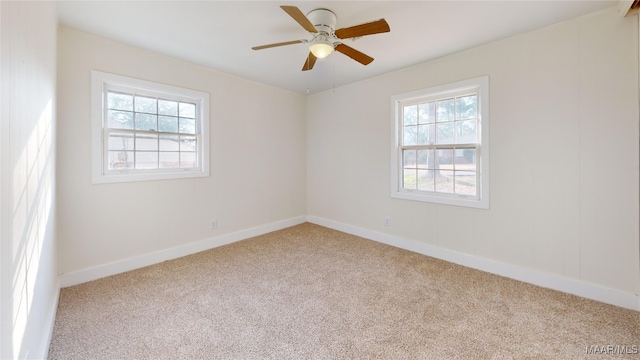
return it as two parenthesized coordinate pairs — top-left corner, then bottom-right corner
(306, 8), (337, 34)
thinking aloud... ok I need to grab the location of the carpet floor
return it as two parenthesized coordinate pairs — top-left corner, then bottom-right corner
(48, 223), (639, 359)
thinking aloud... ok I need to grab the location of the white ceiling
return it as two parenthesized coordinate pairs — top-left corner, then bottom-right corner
(57, 1), (617, 94)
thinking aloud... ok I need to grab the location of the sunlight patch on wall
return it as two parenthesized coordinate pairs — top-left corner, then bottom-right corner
(9, 99), (55, 354)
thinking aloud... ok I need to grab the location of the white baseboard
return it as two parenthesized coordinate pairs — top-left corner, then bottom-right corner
(59, 216), (307, 287)
(39, 282), (61, 359)
(58, 214), (639, 311)
(307, 215), (640, 311)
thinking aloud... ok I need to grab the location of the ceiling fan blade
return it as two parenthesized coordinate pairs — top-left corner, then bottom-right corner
(335, 43), (374, 65)
(302, 52), (317, 71)
(252, 40), (304, 50)
(335, 19), (390, 39)
(281, 5), (318, 33)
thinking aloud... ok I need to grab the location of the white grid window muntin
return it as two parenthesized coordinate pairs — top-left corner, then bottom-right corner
(92, 71), (210, 184)
(391, 76), (489, 209)
(104, 89), (200, 173)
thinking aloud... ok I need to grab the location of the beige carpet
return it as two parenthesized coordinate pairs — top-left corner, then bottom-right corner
(48, 223), (639, 359)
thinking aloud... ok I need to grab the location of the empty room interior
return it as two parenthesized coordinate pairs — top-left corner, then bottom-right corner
(2, 0), (640, 358)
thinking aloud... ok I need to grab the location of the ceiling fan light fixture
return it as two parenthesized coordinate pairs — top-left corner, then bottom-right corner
(252, 6), (389, 71)
(309, 40), (334, 59)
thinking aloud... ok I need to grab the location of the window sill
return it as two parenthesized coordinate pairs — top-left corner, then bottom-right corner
(391, 190), (489, 209)
(92, 169), (209, 184)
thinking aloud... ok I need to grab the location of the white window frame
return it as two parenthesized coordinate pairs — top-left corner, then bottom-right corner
(391, 76), (489, 209)
(91, 70), (210, 184)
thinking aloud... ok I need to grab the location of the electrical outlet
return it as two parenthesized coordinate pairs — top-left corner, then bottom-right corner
(384, 217), (390, 227)
(210, 219), (218, 230)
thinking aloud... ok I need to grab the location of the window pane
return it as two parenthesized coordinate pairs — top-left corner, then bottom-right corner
(108, 132), (134, 150)
(436, 149), (454, 170)
(107, 92), (133, 111)
(403, 149), (417, 168)
(180, 152), (197, 168)
(403, 125), (418, 146)
(417, 149), (434, 169)
(418, 102), (435, 124)
(158, 99), (178, 116)
(403, 105), (417, 125)
(159, 152), (180, 169)
(135, 152), (158, 169)
(437, 98), (454, 122)
(403, 168), (417, 190)
(158, 116), (179, 133)
(455, 171), (476, 196)
(455, 120), (477, 144)
(179, 102), (196, 118)
(417, 124), (435, 145)
(135, 133), (158, 151)
(108, 110), (133, 129)
(179, 118), (196, 134)
(159, 135), (179, 151)
(455, 149), (476, 170)
(135, 96), (157, 114)
(180, 136), (197, 151)
(455, 95), (477, 120)
(108, 151), (134, 170)
(435, 170), (454, 193)
(436, 122), (454, 144)
(417, 169), (435, 191)
(135, 113), (157, 131)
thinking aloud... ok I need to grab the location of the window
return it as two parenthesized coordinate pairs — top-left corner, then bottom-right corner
(391, 76), (489, 209)
(91, 70), (209, 184)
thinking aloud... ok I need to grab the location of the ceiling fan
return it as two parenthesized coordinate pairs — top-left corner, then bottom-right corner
(252, 5), (390, 71)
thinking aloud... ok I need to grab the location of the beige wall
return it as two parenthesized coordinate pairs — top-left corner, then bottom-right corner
(1, 1), (58, 358)
(56, 26), (307, 275)
(307, 8), (640, 296)
(56, 6), (638, 311)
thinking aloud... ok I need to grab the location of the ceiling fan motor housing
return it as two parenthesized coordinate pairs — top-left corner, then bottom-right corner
(306, 8), (337, 34)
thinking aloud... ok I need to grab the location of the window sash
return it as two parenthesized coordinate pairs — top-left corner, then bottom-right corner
(398, 91), (480, 147)
(398, 144), (480, 200)
(102, 128), (201, 174)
